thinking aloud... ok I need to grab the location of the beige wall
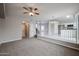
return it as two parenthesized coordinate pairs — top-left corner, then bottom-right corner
(0, 4), (36, 44)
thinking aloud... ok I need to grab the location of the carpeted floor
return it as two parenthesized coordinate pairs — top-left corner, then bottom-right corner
(0, 38), (79, 56)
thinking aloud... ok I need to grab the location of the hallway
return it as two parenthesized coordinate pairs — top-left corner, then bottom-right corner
(0, 38), (79, 56)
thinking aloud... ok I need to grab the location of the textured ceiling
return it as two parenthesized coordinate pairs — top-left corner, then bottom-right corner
(5, 3), (79, 22)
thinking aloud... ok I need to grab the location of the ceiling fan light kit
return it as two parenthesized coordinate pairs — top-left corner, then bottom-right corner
(29, 12), (34, 16)
(23, 7), (39, 16)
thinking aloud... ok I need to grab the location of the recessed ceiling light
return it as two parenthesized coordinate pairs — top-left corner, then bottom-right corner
(66, 15), (70, 18)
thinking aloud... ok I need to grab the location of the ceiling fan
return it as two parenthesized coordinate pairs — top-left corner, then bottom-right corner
(23, 7), (39, 16)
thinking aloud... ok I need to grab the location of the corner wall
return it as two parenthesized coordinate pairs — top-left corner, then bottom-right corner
(0, 4), (23, 44)
(29, 21), (36, 37)
(0, 4), (36, 44)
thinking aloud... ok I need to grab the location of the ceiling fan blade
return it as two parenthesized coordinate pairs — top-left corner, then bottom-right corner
(28, 7), (33, 12)
(34, 8), (38, 11)
(23, 7), (29, 11)
(24, 12), (28, 14)
(35, 12), (39, 15)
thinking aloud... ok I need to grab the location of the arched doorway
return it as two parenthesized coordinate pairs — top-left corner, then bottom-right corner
(22, 21), (30, 39)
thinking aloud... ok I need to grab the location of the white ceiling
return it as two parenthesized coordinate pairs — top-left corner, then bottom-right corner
(6, 3), (79, 22)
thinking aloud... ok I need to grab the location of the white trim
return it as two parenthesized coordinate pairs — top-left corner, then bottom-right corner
(39, 37), (79, 51)
(0, 38), (22, 44)
(75, 12), (79, 44)
(39, 35), (76, 44)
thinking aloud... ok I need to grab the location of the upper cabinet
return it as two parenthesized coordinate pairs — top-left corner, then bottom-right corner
(0, 3), (5, 18)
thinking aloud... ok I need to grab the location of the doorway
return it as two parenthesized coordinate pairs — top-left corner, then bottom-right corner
(22, 21), (30, 39)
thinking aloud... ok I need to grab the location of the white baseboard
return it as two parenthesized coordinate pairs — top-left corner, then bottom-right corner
(39, 35), (76, 44)
(0, 42), (2, 46)
(0, 38), (22, 44)
(38, 37), (79, 51)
